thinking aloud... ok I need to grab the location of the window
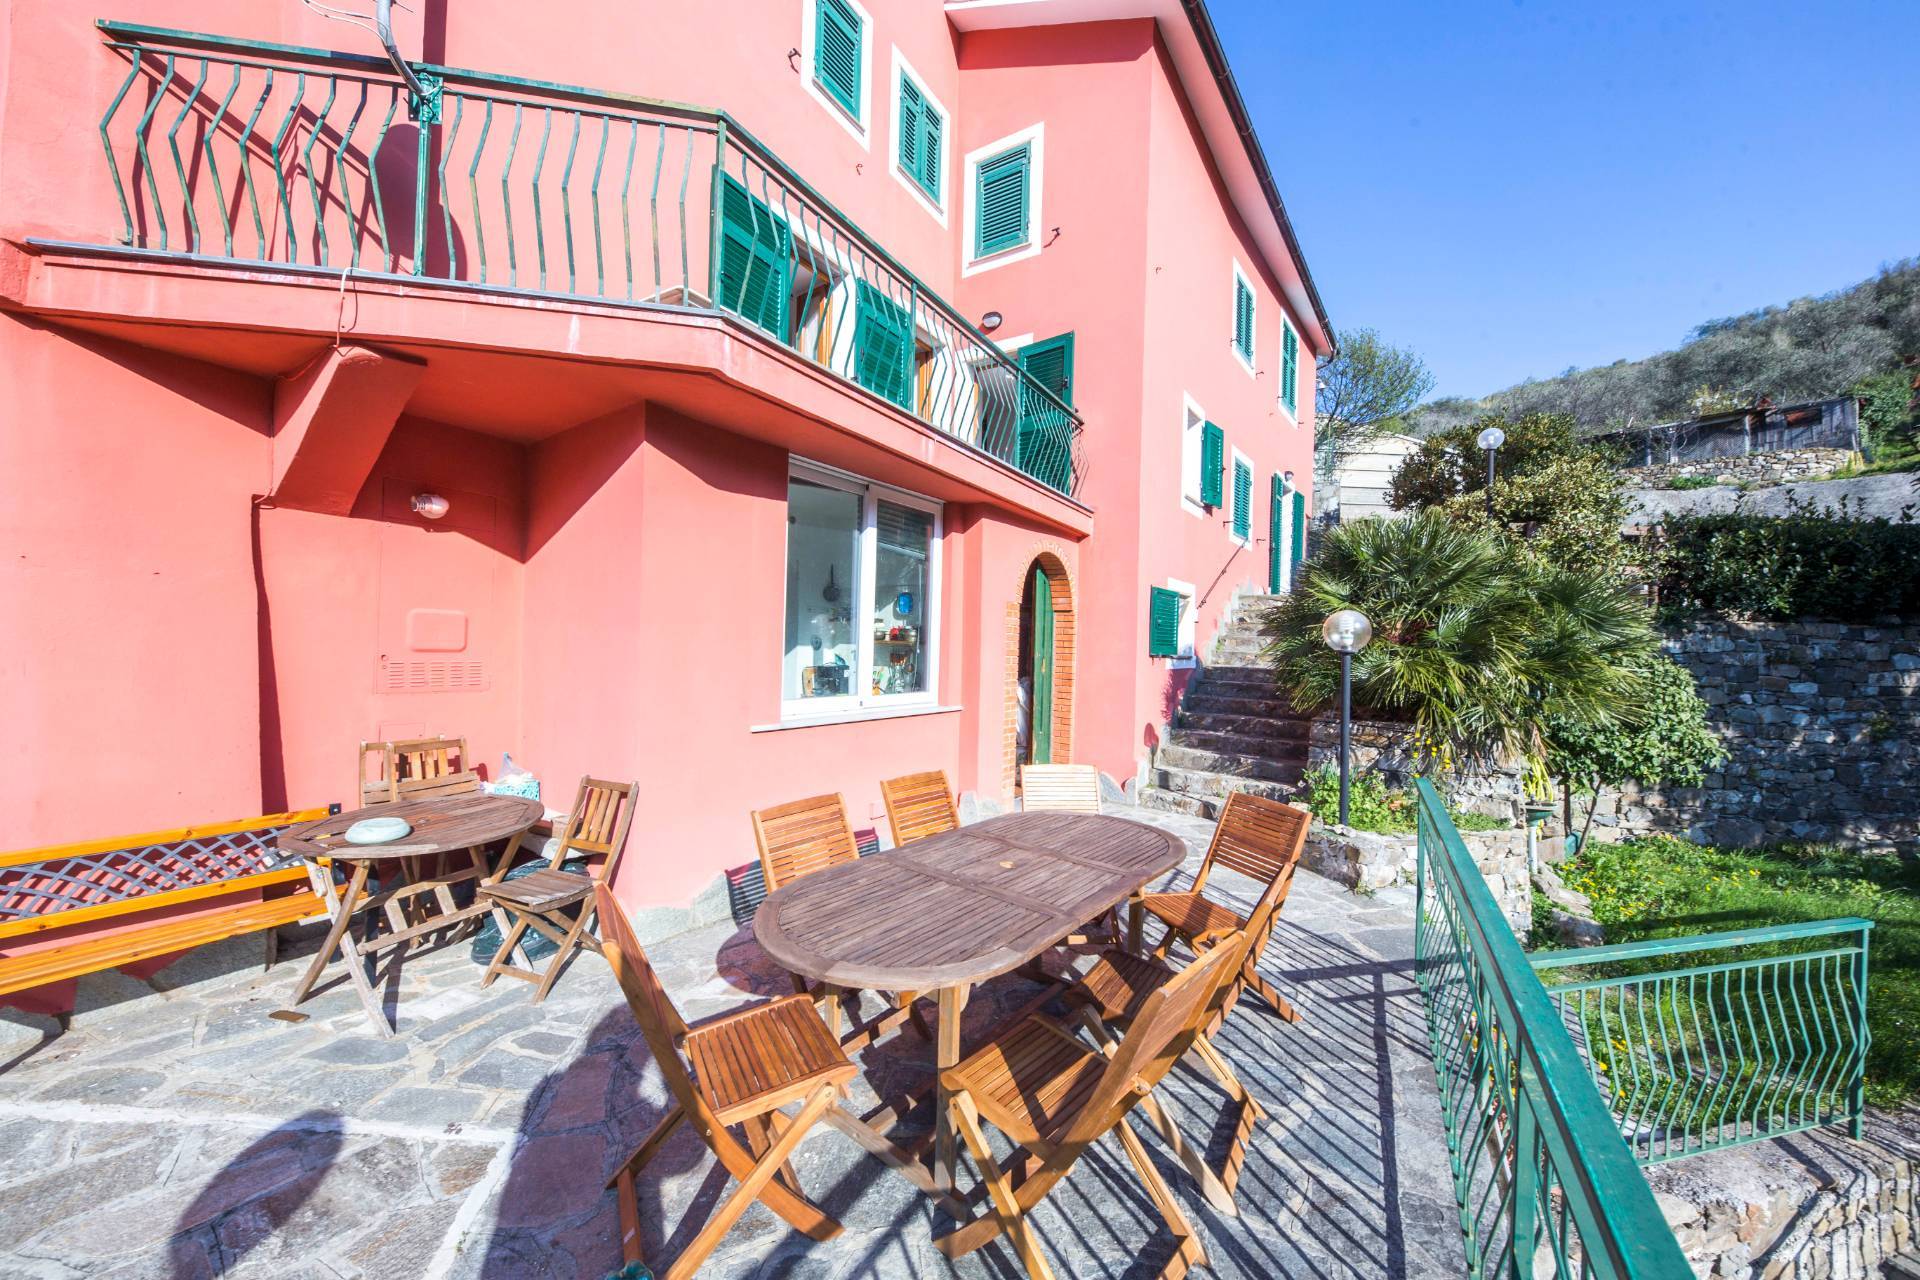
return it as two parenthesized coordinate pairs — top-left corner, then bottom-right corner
(1181, 397), (1207, 513)
(1231, 451), (1253, 542)
(1280, 318), (1300, 416)
(815, 0), (862, 117)
(1232, 265), (1255, 371)
(783, 463), (941, 718)
(1148, 586), (1183, 658)
(897, 69), (942, 202)
(975, 146), (1030, 257)
(1199, 421), (1225, 508)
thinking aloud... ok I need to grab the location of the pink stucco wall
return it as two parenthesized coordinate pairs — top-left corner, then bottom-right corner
(1, 3), (1326, 952)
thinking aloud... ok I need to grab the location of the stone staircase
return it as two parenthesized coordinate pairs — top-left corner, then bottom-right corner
(1138, 591), (1315, 819)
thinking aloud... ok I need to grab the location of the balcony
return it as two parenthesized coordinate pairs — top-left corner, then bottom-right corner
(56, 21), (1083, 498)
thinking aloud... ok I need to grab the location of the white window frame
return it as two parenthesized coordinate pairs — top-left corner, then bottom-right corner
(1277, 315), (1300, 425)
(1230, 260), (1257, 377)
(782, 458), (943, 722)
(889, 49), (950, 226)
(962, 122), (1044, 278)
(1229, 446), (1254, 546)
(800, 0), (873, 149)
(1180, 393), (1207, 519)
(1166, 577), (1197, 669)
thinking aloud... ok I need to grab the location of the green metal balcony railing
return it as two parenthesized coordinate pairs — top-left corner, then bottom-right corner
(88, 21), (1084, 497)
(1530, 918), (1871, 1164)
(1413, 779), (1693, 1279)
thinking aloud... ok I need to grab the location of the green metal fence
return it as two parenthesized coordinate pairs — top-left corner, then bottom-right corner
(1529, 919), (1872, 1163)
(89, 20), (1083, 496)
(1414, 778), (1694, 1279)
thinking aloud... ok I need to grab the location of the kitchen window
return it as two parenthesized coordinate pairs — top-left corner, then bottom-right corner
(782, 462), (941, 719)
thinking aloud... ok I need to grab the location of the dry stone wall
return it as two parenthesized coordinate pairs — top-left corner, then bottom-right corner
(1622, 448), (1852, 489)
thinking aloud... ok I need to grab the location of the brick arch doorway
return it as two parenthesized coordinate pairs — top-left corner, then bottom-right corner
(1006, 553), (1075, 797)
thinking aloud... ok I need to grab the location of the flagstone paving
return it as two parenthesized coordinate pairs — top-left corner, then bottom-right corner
(0, 805), (1465, 1279)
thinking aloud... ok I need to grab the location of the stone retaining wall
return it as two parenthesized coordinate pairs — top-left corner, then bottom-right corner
(1302, 821), (1531, 933)
(1622, 448), (1852, 489)
(1647, 1109), (1918, 1280)
(1583, 619), (1920, 854)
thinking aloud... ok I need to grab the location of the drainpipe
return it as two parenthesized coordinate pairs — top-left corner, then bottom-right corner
(373, 0), (430, 103)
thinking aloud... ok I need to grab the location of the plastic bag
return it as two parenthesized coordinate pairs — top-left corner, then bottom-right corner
(483, 752), (540, 801)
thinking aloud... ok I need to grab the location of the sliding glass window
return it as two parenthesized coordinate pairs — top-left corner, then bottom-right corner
(782, 462), (941, 719)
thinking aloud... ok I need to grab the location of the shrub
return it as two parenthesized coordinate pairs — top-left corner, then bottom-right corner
(1546, 654), (1724, 845)
(1301, 764), (1413, 833)
(1261, 513), (1657, 762)
(1387, 411), (1589, 512)
(1658, 503), (1920, 620)
(1664, 474), (1719, 491)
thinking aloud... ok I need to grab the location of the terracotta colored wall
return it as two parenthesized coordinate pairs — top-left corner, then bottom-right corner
(259, 416), (528, 810)
(0, 318), (268, 840)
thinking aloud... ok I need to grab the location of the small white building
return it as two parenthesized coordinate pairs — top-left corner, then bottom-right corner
(1322, 432), (1421, 524)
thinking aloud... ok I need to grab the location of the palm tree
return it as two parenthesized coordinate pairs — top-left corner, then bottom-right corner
(1260, 513), (1654, 765)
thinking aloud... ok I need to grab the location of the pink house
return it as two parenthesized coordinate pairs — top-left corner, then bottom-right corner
(0, 1), (1329, 968)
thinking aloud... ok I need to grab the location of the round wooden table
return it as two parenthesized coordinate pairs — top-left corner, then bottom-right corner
(278, 793), (544, 1036)
(753, 811), (1184, 1204)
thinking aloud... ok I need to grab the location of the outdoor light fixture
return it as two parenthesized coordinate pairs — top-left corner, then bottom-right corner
(1321, 608), (1374, 826)
(410, 493), (450, 520)
(979, 311), (1004, 333)
(1476, 425), (1507, 518)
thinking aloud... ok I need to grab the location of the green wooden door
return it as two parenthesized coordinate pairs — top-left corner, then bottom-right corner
(1030, 566), (1055, 764)
(1269, 474), (1285, 593)
(1290, 489), (1308, 574)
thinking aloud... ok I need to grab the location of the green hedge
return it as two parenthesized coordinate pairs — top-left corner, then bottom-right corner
(1659, 510), (1920, 620)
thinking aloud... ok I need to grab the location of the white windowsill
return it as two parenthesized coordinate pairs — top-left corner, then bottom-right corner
(752, 703), (963, 733)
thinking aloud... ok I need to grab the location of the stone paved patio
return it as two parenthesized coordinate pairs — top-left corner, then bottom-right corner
(0, 806), (1465, 1279)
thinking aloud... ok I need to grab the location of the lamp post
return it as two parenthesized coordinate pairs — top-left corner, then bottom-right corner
(1476, 425), (1506, 518)
(1321, 609), (1374, 827)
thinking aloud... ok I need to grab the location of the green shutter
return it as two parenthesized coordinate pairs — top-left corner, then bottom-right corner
(852, 280), (914, 410)
(1281, 319), (1299, 413)
(1233, 277), (1254, 361)
(899, 76), (939, 198)
(1232, 458), (1252, 539)
(1199, 422), (1224, 508)
(1148, 586), (1183, 658)
(1016, 333), (1074, 492)
(1268, 474), (1284, 592)
(1290, 488), (1308, 568)
(815, 0), (862, 117)
(975, 145), (1030, 257)
(716, 174), (791, 341)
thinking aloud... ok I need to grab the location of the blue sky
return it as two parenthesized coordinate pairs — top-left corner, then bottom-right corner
(1211, 0), (1920, 399)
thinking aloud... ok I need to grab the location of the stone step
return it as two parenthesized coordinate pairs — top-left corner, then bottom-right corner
(1136, 786), (1219, 819)
(1175, 710), (1312, 742)
(1883, 1254), (1920, 1280)
(1156, 743), (1305, 783)
(1210, 636), (1269, 656)
(1165, 727), (1310, 764)
(1150, 765), (1300, 804)
(1194, 664), (1274, 687)
(1181, 691), (1302, 719)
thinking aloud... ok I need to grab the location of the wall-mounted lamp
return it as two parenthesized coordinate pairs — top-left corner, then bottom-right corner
(979, 311), (1003, 334)
(411, 493), (450, 520)
(1282, 470), (1295, 487)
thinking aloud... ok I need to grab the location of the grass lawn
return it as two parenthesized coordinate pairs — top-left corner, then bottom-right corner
(1555, 835), (1920, 1108)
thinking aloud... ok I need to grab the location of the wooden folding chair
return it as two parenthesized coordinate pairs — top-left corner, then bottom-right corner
(1134, 789), (1309, 1023)
(751, 794), (929, 1046)
(935, 936), (1245, 1279)
(1066, 895), (1289, 1213)
(1018, 763), (1102, 814)
(358, 736), (480, 806)
(879, 770), (959, 846)
(597, 883), (856, 1278)
(478, 776), (636, 1003)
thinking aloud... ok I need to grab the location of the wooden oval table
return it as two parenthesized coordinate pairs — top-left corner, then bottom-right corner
(278, 793), (545, 1036)
(753, 811), (1185, 1205)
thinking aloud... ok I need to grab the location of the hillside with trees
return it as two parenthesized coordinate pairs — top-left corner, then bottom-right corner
(1410, 259), (1920, 437)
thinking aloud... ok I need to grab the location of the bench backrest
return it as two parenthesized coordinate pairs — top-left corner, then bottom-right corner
(0, 808), (334, 943)
(359, 737), (479, 806)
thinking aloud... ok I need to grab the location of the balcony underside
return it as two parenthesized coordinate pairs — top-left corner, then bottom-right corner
(0, 239), (1091, 536)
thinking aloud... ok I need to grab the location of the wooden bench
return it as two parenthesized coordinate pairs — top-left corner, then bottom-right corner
(0, 807), (336, 1007)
